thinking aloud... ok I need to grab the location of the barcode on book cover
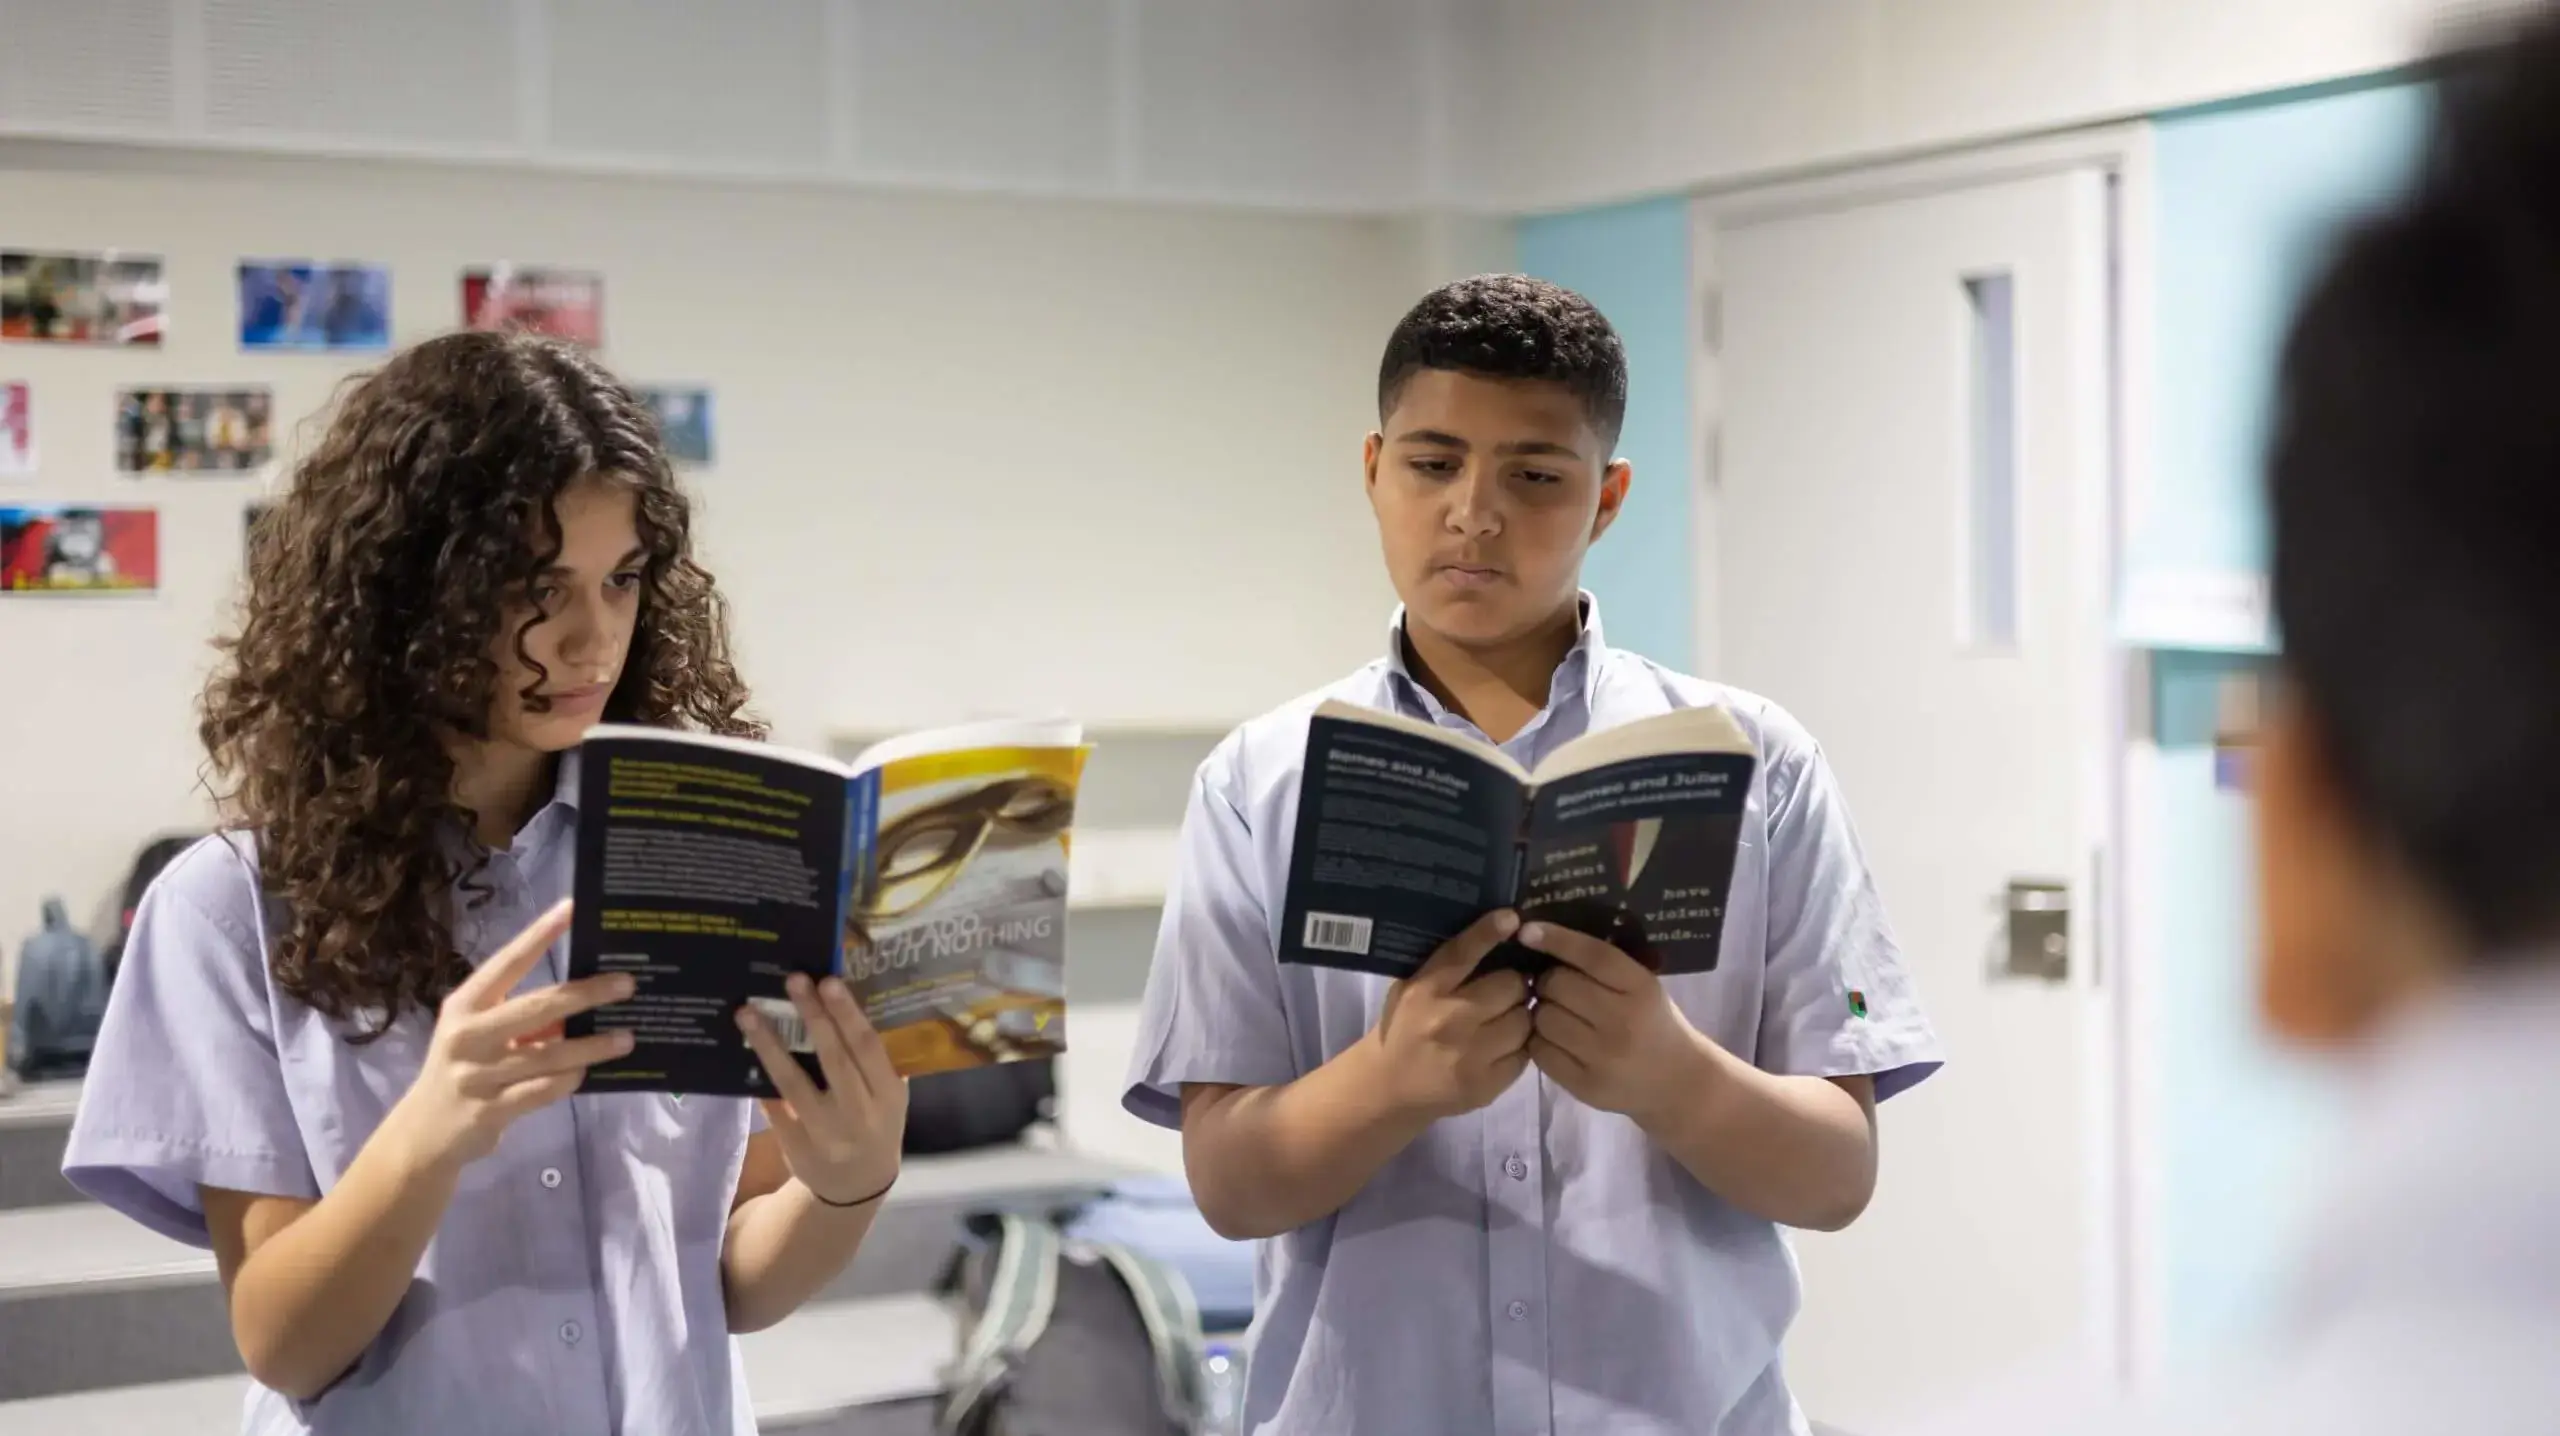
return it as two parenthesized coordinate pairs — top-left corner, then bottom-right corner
(746, 996), (815, 1053)
(1302, 912), (1374, 956)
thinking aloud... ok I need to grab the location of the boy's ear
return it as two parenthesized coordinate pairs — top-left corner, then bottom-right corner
(1591, 459), (1633, 541)
(1362, 431), (1385, 495)
(2255, 689), (2354, 1044)
(2253, 682), (2450, 1045)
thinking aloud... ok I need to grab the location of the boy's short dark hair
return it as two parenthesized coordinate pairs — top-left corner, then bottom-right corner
(1378, 275), (1629, 449)
(2269, 10), (2560, 957)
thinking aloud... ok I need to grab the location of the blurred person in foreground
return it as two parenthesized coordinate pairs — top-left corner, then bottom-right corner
(1911, 10), (2560, 1435)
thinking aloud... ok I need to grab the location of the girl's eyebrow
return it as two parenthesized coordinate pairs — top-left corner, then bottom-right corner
(542, 543), (648, 576)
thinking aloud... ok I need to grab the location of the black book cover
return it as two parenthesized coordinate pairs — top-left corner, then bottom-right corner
(1515, 750), (1752, 976)
(564, 732), (848, 1096)
(1275, 713), (1527, 980)
(1276, 703), (1755, 980)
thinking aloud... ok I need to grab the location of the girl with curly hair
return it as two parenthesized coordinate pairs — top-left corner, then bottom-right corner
(62, 330), (908, 1435)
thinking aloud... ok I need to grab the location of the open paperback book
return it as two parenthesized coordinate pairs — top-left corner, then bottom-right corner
(564, 718), (1087, 1096)
(1277, 699), (1757, 979)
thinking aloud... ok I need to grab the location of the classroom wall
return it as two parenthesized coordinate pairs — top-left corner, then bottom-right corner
(0, 140), (1416, 995)
(4, 0), (2507, 223)
(1515, 197), (1695, 668)
(0, 0), (1436, 214)
(1447, 0), (2520, 212)
(2134, 78), (2432, 1362)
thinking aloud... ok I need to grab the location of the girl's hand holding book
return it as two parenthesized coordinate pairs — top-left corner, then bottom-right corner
(737, 974), (910, 1208)
(383, 899), (638, 1171)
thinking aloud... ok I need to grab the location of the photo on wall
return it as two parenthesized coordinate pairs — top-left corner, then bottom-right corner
(1, 381), (31, 477)
(0, 250), (166, 346)
(239, 261), (391, 352)
(117, 387), (275, 473)
(0, 504), (159, 593)
(462, 266), (602, 348)
(634, 386), (712, 466)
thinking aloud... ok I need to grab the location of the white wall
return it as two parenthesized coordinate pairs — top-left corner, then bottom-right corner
(0, 139), (1413, 997)
(10, 1), (2527, 222)
(1446, 0), (2533, 212)
(0, 0), (1431, 213)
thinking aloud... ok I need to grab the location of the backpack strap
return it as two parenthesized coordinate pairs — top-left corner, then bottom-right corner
(1079, 1237), (1209, 1433)
(939, 1211), (1064, 1434)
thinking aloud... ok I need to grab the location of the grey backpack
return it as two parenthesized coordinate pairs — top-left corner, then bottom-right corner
(9, 897), (107, 1080)
(937, 1209), (1237, 1436)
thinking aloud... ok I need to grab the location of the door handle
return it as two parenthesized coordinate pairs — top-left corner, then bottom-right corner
(1995, 878), (2071, 982)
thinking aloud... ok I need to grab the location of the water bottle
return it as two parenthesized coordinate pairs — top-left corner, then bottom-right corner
(1197, 1340), (1245, 1436)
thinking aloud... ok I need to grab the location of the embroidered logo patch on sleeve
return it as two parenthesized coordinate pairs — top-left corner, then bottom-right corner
(1847, 989), (1869, 1019)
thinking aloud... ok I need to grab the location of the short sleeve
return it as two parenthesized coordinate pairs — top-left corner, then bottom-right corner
(1120, 749), (1298, 1130)
(1755, 711), (1944, 1102)
(60, 839), (321, 1247)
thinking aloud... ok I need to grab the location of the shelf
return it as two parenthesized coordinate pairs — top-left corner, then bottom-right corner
(2118, 569), (2278, 653)
(1068, 827), (1177, 910)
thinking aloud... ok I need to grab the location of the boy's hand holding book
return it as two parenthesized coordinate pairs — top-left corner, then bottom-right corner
(1520, 920), (1708, 1131)
(1369, 909), (1535, 1121)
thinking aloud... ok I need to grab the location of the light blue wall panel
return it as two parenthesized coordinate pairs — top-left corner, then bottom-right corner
(1518, 198), (1695, 668)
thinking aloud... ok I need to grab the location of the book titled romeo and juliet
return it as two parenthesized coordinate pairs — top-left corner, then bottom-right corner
(1276, 700), (1757, 979)
(562, 719), (1087, 1097)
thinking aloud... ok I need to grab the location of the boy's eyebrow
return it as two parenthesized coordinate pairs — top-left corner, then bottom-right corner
(1391, 430), (1585, 462)
(1395, 428), (1471, 450)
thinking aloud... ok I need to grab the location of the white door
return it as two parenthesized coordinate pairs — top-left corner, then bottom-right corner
(1707, 160), (2121, 1431)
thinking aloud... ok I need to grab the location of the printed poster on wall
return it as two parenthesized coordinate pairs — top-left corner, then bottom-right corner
(462, 266), (602, 348)
(0, 504), (159, 593)
(1, 382), (31, 476)
(634, 386), (713, 466)
(117, 387), (275, 473)
(239, 261), (392, 352)
(0, 250), (166, 346)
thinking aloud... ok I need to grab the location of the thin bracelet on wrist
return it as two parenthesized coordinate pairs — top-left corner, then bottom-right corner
(809, 1173), (897, 1209)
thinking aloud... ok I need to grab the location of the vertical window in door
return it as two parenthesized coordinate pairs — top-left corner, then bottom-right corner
(1964, 271), (2020, 650)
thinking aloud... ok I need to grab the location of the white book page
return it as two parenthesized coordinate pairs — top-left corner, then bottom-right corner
(846, 716), (1084, 775)
(1527, 704), (1753, 786)
(1311, 698), (1531, 783)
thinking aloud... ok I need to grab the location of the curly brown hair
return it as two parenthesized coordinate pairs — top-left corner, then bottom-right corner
(203, 330), (762, 1039)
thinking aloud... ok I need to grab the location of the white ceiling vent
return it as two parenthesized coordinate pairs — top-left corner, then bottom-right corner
(850, 0), (1116, 191)
(1132, 0), (1421, 205)
(0, 0), (178, 138)
(545, 0), (832, 172)
(202, 0), (523, 150)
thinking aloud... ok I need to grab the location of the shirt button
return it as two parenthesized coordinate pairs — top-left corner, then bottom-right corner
(540, 1167), (563, 1189)
(1507, 1300), (1529, 1321)
(1504, 1155), (1528, 1181)
(560, 1321), (582, 1345)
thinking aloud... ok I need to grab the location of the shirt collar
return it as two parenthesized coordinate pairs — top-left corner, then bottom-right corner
(440, 749), (582, 866)
(1383, 590), (1608, 722)
(552, 746), (583, 812)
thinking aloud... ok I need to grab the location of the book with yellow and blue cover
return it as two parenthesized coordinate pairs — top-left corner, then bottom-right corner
(564, 718), (1086, 1096)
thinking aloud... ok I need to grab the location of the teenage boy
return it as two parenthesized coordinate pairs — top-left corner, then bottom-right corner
(1124, 274), (1944, 1435)
(1908, 17), (2560, 1436)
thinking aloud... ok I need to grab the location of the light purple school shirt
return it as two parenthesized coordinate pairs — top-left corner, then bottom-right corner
(62, 755), (768, 1436)
(1125, 596), (1945, 1436)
